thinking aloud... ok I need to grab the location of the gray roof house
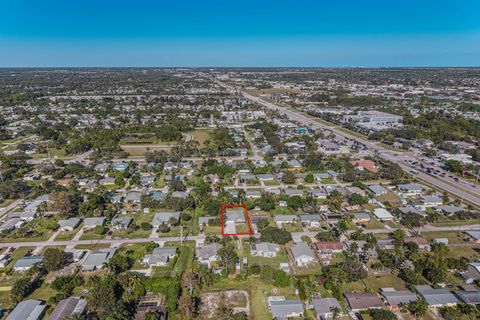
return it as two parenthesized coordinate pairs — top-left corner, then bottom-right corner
(112, 162), (128, 171)
(381, 288), (417, 309)
(7, 299), (46, 320)
(13, 256), (44, 272)
(397, 183), (423, 196)
(415, 285), (458, 307)
(291, 242), (316, 267)
(49, 297), (87, 320)
(299, 214), (321, 227)
(283, 188), (304, 197)
(274, 215), (297, 226)
(94, 163), (109, 172)
(151, 191), (167, 201)
(306, 189), (327, 199)
(83, 217), (105, 229)
(251, 242), (280, 258)
(268, 298), (304, 320)
(197, 243), (221, 267)
(152, 212), (180, 227)
(257, 174), (275, 181)
(0, 217), (24, 232)
(311, 297), (342, 319)
(143, 247), (177, 267)
(436, 205), (463, 215)
(81, 248), (116, 271)
(465, 231), (480, 243)
(125, 191), (142, 203)
(344, 293), (384, 312)
(368, 184), (388, 196)
(172, 191), (188, 199)
(140, 176), (156, 185)
(226, 209), (246, 223)
(454, 290), (480, 305)
(198, 216), (216, 226)
(245, 190), (261, 199)
(111, 216), (133, 230)
(58, 218), (81, 231)
(99, 177), (115, 185)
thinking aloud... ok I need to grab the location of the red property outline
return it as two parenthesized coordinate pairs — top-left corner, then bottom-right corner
(220, 203), (253, 236)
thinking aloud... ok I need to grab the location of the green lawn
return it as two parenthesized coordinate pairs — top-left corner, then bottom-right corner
(282, 223), (303, 233)
(432, 217), (480, 227)
(446, 245), (480, 260)
(376, 192), (401, 204)
(172, 243), (195, 276)
(74, 243), (111, 250)
(362, 218), (385, 230)
(204, 226), (222, 236)
(79, 229), (106, 240)
(248, 248), (288, 268)
(422, 231), (466, 244)
(188, 129), (212, 148)
(0, 199), (15, 208)
(0, 218), (58, 243)
(55, 224), (83, 241)
(263, 180), (280, 186)
(209, 276), (297, 320)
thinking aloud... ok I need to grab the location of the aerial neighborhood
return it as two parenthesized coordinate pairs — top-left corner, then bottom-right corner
(0, 68), (480, 319)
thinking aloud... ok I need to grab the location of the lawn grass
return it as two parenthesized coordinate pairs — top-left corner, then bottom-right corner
(248, 248), (288, 268)
(446, 245), (480, 260)
(172, 243), (194, 276)
(376, 192), (401, 204)
(432, 218), (480, 227)
(263, 180), (280, 186)
(282, 223), (303, 233)
(0, 199), (15, 208)
(422, 231), (466, 244)
(118, 243), (150, 269)
(209, 275), (297, 320)
(54, 224), (83, 241)
(79, 229), (106, 240)
(205, 226), (222, 236)
(74, 243), (111, 250)
(0, 218), (58, 243)
(362, 218), (385, 230)
(188, 129), (212, 148)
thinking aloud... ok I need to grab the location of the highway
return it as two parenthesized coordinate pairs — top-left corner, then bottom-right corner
(231, 86), (480, 207)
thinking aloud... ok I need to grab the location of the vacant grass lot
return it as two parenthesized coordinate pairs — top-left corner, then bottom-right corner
(188, 129), (212, 148)
(422, 231), (466, 244)
(209, 276), (297, 320)
(432, 217), (480, 227)
(345, 274), (406, 292)
(55, 224), (83, 241)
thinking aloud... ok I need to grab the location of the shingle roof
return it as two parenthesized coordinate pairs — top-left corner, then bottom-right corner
(345, 293), (384, 310)
(291, 242), (314, 260)
(381, 289), (417, 306)
(311, 298), (341, 317)
(270, 299), (303, 319)
(49, 297), (87, 320)
(7, 299), (45, 320)
(454, 290), (480, 305)
(415, 285), (458, 306)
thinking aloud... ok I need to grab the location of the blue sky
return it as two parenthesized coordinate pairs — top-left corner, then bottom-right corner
(0, 0), (479, 67)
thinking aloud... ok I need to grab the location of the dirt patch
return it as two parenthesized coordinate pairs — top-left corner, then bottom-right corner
(200, 290), (250, 319)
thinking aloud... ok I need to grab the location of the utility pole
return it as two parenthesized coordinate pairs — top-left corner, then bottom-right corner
(180, 226), (183, 245)
(475, 166), (480, 185)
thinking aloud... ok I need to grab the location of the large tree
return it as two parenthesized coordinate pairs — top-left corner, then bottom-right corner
(43, 247), (69, 272)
